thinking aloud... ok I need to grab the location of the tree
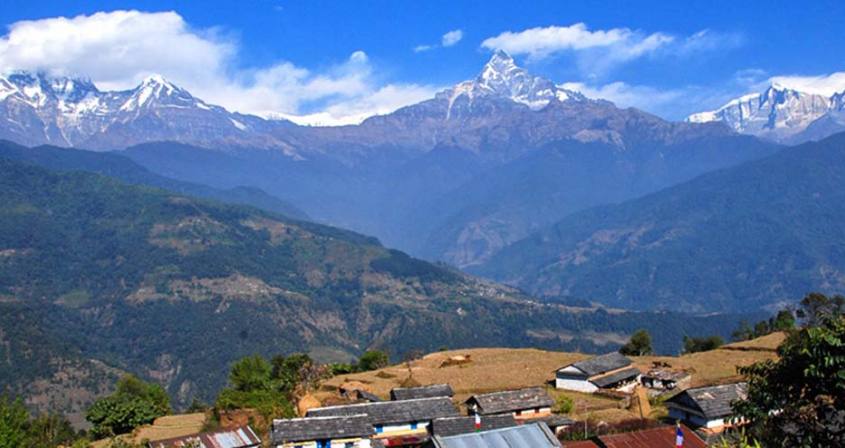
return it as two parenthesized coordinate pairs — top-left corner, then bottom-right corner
(358, 350), (389, 371)
(27, 413), (78, 448)
(229, 356), (272, 392)
(769, 309), (796, 332)
(0, 396), (29, 448)
(86, 374), (170, 438)
(215, 355), (296, 420)
(682, 335), (724, 353)
(732, 320), (755, 342)
(734, 293), (845, 447)
(555, 395), (574, 414)
(619, 329), (653, 356)
(796, 292), (844, 327)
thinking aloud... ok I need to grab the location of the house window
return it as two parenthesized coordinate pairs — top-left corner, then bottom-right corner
(410, 421), (418, 430)
(375, 424), (383, 434)
(344, 443), (354, 448)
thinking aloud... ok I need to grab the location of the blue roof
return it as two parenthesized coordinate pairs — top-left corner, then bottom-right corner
(431, 422), (561, 448)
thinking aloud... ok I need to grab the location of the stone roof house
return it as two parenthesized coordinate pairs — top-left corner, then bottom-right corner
(555, 353), (641, 393)
(665, 382), (748, 429)
(271, 415), (373, 447)
(465, 387), (554, 421)
(306, 396), (459, 446)
(390, 384), (454, 401)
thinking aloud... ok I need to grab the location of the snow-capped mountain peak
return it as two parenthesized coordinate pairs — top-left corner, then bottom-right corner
(0, 70), (259, 149)
(687, 84), (844, 142)
(439, 50), (585, 117)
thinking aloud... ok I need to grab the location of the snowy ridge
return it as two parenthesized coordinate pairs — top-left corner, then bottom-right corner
(688, 84), (845, 141)
(0, 71), (246, 147)
(438, 50), (586, 118)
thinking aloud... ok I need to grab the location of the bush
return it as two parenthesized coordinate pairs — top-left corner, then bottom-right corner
(619, 329), (653, 356)
(682, 335), (724, 353)
(555, 395), (574, 414)
(358, 350), (389, 371)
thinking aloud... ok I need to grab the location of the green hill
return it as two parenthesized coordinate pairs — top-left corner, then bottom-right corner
(0, 157), (758, 416)
(0, 140), (308, 220)
(475, 132), (845, 311)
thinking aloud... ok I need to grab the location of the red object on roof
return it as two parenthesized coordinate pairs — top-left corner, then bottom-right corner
(564, 440), (601, 448)
(594, 424), (706, 448)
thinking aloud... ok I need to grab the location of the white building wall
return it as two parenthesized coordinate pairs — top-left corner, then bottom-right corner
(555, 378), (598, 393)
(668, 408), (725, 429)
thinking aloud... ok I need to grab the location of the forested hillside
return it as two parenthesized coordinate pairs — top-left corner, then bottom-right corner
(0, 157), (757, 416)
(476, 132), (845, 311)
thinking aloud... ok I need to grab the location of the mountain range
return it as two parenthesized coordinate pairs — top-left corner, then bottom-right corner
(0, 153), (752, 421)
(473, 132), (845, 312)
(688, 84), (845, 144)
(0, 52), (779, 269)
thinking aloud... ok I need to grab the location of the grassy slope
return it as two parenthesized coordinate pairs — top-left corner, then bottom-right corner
(318, 334), (781, 423)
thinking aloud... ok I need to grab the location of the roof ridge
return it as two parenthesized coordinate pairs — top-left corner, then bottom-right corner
(310, 395), (451, 410)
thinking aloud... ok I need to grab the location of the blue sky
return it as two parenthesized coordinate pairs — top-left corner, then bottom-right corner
(2, 0), (844, 124)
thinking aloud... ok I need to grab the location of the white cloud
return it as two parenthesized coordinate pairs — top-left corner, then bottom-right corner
(482, 23), (672, 60)
(0, 10), (438, 125)
(414, 29), (463, 53)
(481, 23), (742, 76)
(441, 29), (463, 47)
(768, 72), (845, 96)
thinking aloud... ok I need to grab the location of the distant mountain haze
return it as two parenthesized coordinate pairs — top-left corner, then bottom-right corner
(473, 132), (845, 312)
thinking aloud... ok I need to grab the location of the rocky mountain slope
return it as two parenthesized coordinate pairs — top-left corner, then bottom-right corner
(0, 157), (755, 415)
(688, 84), (845, 143)
(474, 132), (845, 312)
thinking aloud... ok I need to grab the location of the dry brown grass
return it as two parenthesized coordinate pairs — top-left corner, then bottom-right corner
(91, 412), (207, 447)
(317, 334), (782, 423)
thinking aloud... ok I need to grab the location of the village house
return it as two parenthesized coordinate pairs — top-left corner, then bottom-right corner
(271, 415), (374, 448)
(428, 414), (517, 437)
(306, 396), (459, 446)
(464, 387), (554, 421)
(665, 382), (748, 430)
(431, 422), (561, 448)
(563, 424), (706, 448)
(555, 353), (641, 393)
(148, 425), (261, 448)
(390, 384), (453, 401)
(640, 367), (692, 392)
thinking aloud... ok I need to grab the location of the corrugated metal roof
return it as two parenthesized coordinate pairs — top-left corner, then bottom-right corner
(432, 422), (561, 448)
(597, 424), (707, 448)
(148, 425), (261, 448)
